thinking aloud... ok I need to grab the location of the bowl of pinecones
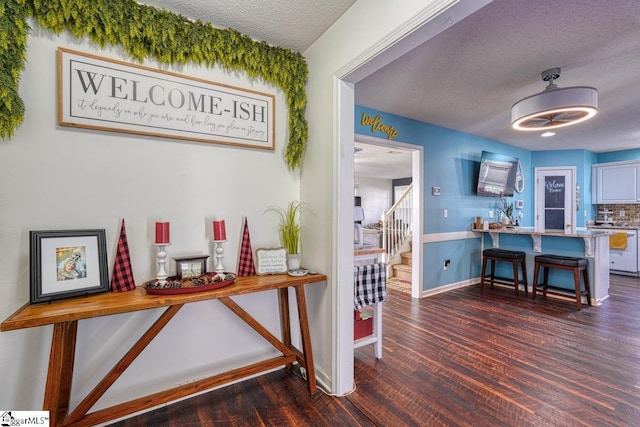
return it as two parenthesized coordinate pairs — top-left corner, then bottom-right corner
(143, 272), (237, 295)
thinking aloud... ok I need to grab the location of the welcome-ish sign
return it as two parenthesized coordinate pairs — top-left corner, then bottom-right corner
(58, 48), (275, 150)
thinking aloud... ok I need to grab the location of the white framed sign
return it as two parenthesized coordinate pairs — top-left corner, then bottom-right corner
(255, 247), (288, 275)
(58, 48), (275, 150)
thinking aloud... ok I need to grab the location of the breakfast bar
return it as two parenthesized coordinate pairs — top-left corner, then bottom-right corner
(475, 227), (611, 304)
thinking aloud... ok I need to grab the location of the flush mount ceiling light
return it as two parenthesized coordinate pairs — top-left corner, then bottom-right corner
(511, 68), (598, 131)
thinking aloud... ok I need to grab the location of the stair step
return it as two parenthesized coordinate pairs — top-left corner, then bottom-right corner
(400, 252), (412, 266)
(392, 263), (412, 281)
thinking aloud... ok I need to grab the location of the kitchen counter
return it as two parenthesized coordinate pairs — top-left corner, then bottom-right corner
(588, 225), (640, 230)
(354, 246), (385, 265)
(354, 246), (385, 256)
(474, 227), (610, 256)
(474, 227), (610, 304)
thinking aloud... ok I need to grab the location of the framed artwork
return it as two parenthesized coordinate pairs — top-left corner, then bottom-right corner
(29, 229), (109, 304)
(173, 255), (209, 279)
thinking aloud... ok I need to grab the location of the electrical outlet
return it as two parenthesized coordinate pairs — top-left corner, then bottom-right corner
(489, 210), (494, 219)
(443, 208), (448, 218)
(620, 210), (625, 217)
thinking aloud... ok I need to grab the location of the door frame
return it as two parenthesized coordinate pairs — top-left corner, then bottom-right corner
(354, 134), (424, 299)
(534, 166), (577, 232)
(331, 0), (495, 396)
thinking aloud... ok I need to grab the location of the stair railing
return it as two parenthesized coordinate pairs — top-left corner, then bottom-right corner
(381, 183), (413, 264)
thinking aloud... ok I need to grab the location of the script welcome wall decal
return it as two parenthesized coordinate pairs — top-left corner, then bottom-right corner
(361, 112), (398, 140)
(58, 48), (275, 150)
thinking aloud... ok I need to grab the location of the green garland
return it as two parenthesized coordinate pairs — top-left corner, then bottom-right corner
(0, 0), (308, 169)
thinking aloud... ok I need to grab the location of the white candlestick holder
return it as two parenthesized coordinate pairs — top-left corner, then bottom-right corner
(154, 243), (170, 284)
(213, 240), (226, 276)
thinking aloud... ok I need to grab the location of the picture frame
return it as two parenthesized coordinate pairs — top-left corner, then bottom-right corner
(515, 172), (525, 193)
(30, 229), (109, 304)
(173, 255), (209, 279)
(255, 247), (288, 275)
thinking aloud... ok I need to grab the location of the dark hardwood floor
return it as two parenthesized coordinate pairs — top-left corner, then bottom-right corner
(111, 275), (640, 426)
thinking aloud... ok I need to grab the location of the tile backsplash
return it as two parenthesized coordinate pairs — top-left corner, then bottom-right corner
(595, 204), (640, 224)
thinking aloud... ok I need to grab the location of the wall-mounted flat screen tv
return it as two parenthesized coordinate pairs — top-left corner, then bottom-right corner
(476, 151), (519, 197)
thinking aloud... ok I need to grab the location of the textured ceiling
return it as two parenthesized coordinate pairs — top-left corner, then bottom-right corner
(355, 0), (640, 154)
(139, 0), (356, 52)
(137, 0), (640, 178)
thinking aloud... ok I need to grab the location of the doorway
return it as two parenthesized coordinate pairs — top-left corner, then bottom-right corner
(328, 0), (489, 397)
(534, 167), (577, 232)
(354, 134), (423, 298)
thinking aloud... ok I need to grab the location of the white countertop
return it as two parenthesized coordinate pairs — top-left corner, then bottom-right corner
(588, 225), (640, 231)
(474, 227), (610, 238)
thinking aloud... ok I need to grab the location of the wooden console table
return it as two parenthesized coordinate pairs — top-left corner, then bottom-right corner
(1, 273), (326, 427)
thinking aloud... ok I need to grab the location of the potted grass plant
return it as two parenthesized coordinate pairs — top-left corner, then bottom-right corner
(265, 200), (309, 270)
(498, 197), (514, 225)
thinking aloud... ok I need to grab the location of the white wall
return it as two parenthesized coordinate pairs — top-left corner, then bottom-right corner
(0, 27), (301, 410)
(355, 177), (392, 226)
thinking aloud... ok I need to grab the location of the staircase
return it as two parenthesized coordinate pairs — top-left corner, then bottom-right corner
(382, 183), (413, 281)
(391, 242), (412, 281)
(382, 183), (413, 261)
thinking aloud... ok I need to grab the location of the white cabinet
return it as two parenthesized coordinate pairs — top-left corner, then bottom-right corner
(592, 161), (640, 204)
(609, 230), (638, 274)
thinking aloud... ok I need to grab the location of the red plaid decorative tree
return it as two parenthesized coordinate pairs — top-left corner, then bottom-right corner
(237, 217), (256, 276)
(111, 219), (136, 292)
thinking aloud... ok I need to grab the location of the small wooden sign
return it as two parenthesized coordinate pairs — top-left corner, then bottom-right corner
(255, 247), (288, 275)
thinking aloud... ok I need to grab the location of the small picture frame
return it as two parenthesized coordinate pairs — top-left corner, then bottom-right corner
(173, 255), (209, 279)
(30, 229), (109, 304)
(255, 247), (288, 275)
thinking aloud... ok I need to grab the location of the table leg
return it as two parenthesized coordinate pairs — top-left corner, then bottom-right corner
(374, 301), (383, 359)
(278, 288), (292, 370)
(44, 321), (77, 427)
(294, 285), (316, 394)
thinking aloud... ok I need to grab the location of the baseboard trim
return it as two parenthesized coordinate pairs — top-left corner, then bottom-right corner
(420, 277), (477, 297)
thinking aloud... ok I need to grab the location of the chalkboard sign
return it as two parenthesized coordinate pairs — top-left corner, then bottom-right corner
(255, 247), (288, 275)
(544, 176), (565, 230)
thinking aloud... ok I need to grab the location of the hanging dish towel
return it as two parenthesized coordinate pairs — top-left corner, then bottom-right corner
(354, 263), (387, 309)
(609, 232), (627, 250)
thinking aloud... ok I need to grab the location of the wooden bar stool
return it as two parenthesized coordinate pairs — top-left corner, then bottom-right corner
(481, 248), (528, 296)
(532, 254), (591, 310)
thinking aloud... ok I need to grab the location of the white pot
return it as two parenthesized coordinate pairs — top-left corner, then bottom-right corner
(502, 216), (511, 225)
(288, 253), (301, 270)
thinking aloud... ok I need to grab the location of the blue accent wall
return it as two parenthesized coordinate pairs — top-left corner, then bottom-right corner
(597, 149), (640, 163)
(356, 106), (533, 233)
(356, 105), (532, 292)
(355, 105), (640, 293)
(424, 238), (482, 286)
